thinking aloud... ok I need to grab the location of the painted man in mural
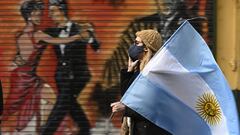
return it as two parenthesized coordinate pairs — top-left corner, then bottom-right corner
(1, 0), (87, 133)
(41, 0), (100, 134)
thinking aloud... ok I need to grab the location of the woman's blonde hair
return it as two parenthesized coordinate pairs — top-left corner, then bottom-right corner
(139, 48), (154, 71)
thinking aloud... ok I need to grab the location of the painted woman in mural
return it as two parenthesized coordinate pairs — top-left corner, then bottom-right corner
(2, 0), (88, 133)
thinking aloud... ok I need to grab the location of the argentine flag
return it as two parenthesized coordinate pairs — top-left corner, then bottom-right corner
(121, 20), (239, 135)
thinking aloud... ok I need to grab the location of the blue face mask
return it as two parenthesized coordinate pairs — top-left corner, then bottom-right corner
(128, 44), (144, 61)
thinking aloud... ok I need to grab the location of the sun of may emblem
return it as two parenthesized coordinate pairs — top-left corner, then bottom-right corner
(196, 92), (222, 125)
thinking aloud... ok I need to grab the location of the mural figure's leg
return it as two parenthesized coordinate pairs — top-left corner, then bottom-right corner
(70, 74), (91, 135)
(41, 88), (71, 135)
(70, 98), (90, 135)
(41, 73), (71, 135)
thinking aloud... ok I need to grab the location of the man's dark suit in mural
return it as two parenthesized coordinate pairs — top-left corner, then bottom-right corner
(41, 1), (100, 135)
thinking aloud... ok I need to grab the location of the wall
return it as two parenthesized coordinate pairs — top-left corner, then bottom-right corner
(0, 0), (215, 134)
(216, 0), (238, 89)
(237, 0), (240, 89)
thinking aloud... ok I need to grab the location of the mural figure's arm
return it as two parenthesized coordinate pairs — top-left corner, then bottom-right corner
(33, 30), (82, 45)
(77, 22), (101, 51)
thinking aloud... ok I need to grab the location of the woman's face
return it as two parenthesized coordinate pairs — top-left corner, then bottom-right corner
(135, 37), (144, 47)
(135, 37), (146, 60)
(30, 10), (42, 25)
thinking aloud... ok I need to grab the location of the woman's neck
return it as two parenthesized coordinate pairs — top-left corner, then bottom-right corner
(23, 23), (36, 33)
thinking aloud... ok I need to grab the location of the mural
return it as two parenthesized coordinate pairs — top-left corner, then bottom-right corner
(0, 0), (214, 134)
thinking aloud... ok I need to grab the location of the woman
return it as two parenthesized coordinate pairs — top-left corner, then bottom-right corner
(111, 30), (172, 135)
(2, 0), (85, 132)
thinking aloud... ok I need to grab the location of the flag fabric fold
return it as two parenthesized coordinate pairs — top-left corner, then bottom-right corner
(121, 20), (239, 135)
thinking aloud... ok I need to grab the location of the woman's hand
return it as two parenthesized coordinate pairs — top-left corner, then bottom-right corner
(110, 101), (126, 113)
(127, 57), (139, 72)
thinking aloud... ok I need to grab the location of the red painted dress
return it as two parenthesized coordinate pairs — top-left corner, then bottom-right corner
(2, 32), (46, 131)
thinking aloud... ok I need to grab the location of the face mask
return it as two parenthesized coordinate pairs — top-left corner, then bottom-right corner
(128, 44), (144, 61)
